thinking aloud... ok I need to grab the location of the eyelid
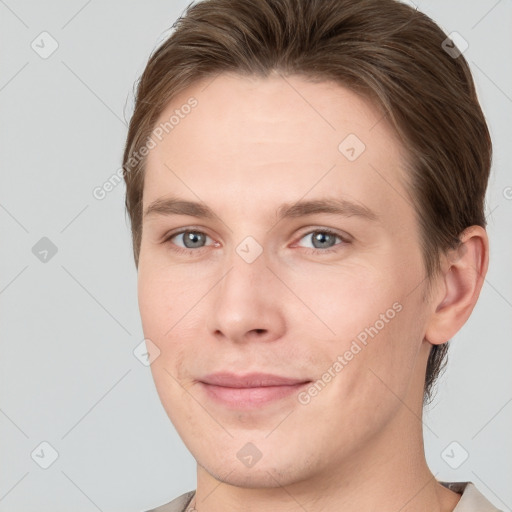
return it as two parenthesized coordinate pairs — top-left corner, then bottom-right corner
(292, 226), (352, 245)
(162, 225), (214, 242)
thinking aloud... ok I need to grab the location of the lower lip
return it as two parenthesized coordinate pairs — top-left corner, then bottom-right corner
(199, 382), (310, 408)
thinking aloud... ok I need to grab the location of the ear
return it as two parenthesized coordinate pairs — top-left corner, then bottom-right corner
(425, 226), (489, 345)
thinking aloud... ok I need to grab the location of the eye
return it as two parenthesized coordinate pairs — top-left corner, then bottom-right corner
(163, 227), (348, 256)
(164, 229), (215, 254)
(295, 229), (347, 253)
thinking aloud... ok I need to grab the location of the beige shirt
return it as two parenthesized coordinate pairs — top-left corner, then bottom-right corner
(144, 481), (503, 512)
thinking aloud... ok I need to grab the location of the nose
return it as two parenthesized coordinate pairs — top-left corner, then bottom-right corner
(206, 250), (286, 345)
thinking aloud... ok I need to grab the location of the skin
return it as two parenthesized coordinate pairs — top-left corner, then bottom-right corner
(137, 72), (489, 512)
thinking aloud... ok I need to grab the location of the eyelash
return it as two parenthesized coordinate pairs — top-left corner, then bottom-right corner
(162, 227), (349, 256)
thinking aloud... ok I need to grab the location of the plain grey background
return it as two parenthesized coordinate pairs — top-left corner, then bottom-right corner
(0, 1), (511, 511)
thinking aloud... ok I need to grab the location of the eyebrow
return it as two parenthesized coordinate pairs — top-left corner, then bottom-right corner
(143, 196), (378, 222)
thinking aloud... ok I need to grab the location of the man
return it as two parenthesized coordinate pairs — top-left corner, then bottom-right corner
(122, 0), (500, 510)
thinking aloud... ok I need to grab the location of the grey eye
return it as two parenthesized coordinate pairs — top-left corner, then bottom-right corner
(174, 231), (209, 249)
(298, 231), (341, 249)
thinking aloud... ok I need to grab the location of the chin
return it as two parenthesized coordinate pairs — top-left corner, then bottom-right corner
(201, 460), (300, 489)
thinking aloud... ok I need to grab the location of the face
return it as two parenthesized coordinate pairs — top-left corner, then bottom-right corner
(137, 72), (434, 488)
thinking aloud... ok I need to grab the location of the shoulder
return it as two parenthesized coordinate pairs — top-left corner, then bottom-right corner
(143, 490), (196, 512)
(141, 484), (504, 512)
(441, 481), (503, 512)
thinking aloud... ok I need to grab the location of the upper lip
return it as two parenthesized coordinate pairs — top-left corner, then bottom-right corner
(200, 372), (311, 388)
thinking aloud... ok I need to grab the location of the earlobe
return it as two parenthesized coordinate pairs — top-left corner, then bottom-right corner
(425, 226), (489, 346)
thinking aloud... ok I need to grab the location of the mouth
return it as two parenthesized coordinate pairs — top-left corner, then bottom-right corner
(198, 372), (312, 408)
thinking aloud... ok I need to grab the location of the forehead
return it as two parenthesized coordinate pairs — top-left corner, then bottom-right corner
(143, 72), (412, 222)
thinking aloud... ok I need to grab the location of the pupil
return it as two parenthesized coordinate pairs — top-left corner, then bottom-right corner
(313, 232), (334, 249)
(184, 231), (204, 248)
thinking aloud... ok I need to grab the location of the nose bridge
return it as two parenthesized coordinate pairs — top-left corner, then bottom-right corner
(218, 244), (270, 313)
(220, 228), (270, 296)
(207, 241), (285, 342)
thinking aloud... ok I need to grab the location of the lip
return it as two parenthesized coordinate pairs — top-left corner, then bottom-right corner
(199, 372), (312, 408)
(201, 372), (310, 387)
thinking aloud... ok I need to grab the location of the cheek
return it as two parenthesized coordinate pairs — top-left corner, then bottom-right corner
(137, 258), (196, 339)
(137, 273), (167, 343)
(293, 258), (426, 392)
(137, 261), (210, 384)
(285, 261), (400, 342)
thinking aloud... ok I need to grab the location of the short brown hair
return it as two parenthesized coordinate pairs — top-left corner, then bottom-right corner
(122, 0), (492, 404)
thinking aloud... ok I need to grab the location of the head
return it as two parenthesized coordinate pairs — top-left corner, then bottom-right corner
(123, 0), (491, 488)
